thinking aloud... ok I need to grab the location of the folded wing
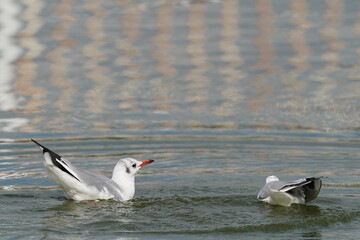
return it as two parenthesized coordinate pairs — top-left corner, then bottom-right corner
(278, 177), (323, 203)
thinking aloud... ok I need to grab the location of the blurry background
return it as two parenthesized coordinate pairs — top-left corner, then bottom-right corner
(1, 0), (360, 134)
(0, 0), (359, 239)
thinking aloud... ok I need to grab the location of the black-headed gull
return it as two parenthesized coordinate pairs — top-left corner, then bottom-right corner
(257, 175), (322, 207)
(31, 139), (154, 201)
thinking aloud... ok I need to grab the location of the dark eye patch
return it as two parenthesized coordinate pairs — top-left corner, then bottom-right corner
(126, 167), (130, 173)
(132, 163), (137, 168)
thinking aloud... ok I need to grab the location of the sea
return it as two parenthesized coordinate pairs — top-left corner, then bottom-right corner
(0, 0), (359, 239)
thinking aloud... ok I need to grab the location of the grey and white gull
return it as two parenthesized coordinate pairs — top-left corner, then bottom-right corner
(257, 175), (322, 207)
(31, 139), (154, 201)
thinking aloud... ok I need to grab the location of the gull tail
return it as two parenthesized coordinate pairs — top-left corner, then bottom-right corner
(31, 139), (61, 160)
(31, 139), (81, 182)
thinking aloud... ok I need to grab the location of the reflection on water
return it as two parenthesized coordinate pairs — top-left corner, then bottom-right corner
(0, 118), (28, 132)
(0, 0), (358, 133)
(0, 0), (360, 239)
(0, 0), (22, 111)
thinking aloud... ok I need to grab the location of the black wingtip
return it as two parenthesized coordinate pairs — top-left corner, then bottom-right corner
(31, 138), (43, 148)
(305, 176), (323, 182)
(31, 139), (62, 159)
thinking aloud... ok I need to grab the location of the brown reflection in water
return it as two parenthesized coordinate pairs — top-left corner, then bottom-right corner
(321, 0), (345, 70)
(83, 1), (112, 117)
(15, 0), (46, 132)
(150, 3), (178, 118)
(311, 0), (344, 109)
(348, 2), (360, 104)
(355, 8), (360, 66)
(46, 0), (77, 118)
(114, 2), (142, 117)
(288, 0), (311, 74)
(281, 0), (310, 96)
(248, 0), (277, 113)
(215, 0), (246, 119)
(114, 2), (145, 130)
(184, 3), (210, 114)
(151, 4), (177, 79)
(3, 0), (359, 134)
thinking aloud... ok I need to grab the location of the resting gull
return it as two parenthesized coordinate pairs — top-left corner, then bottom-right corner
(31, 139), (154, 201)
(257, 175), (322, 207)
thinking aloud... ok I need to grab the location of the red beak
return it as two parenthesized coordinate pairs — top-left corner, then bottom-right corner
(139, 159), (155, 167)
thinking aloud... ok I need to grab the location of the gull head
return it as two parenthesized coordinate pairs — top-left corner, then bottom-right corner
(114, 158), (155, 177)
(266, 175), (280, 184)
(111, 158), (154, 201)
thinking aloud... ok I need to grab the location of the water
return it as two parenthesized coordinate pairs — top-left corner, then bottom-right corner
(1, 134), (359, 239)
(1, 0), (360, 239)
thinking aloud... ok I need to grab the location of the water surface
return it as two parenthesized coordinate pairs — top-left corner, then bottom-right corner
(0, 0), (360, 239)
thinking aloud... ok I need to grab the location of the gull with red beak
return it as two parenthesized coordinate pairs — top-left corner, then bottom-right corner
(31, 139), (154, 201)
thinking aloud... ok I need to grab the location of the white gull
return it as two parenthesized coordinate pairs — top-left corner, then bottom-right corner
(257, 175), (322, 207)
(31, 139), (154, 201)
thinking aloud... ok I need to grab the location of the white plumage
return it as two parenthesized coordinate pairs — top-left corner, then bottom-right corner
(257, 175), (322, 207)
(32, 139), (154, 201)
